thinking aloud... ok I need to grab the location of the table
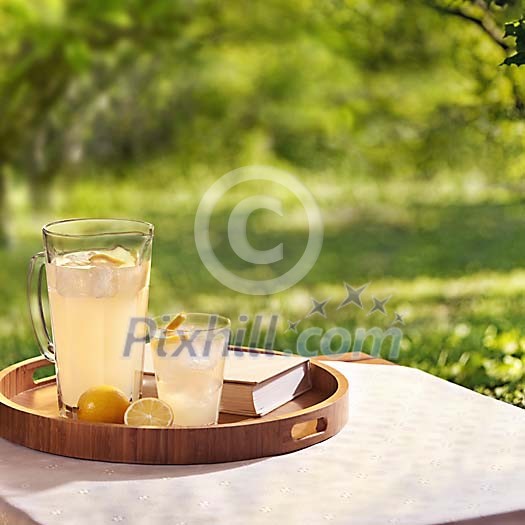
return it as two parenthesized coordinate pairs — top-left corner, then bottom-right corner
(1, 353), (524, 525)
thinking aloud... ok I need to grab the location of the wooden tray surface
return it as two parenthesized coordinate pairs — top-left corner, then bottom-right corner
(0, 348), (348, 464)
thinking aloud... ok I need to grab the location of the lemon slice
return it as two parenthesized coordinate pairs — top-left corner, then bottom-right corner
(124, 398), (174, 427)
(166, 312), (186, 331)
(89, 253), (127, 266)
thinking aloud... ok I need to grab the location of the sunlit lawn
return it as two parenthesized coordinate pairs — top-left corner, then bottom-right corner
(2, 161), (525, 405)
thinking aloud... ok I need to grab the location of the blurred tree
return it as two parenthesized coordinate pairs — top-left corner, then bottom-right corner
(0, 0), (317, 244)
(0, 0), (221, 243)
(2, 0), (525, 247)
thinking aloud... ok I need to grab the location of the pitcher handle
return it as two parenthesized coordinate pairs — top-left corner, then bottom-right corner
(27, 252), (55, 363)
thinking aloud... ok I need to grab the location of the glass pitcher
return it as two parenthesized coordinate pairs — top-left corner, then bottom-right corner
(27, 218), (154, 418)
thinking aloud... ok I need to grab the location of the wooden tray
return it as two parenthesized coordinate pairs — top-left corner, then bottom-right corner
(0, 348), (349, 464)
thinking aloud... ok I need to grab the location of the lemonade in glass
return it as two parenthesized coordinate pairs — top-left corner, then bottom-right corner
(150, 313), (230, 426)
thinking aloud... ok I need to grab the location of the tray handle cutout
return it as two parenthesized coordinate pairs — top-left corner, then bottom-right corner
(29, 361), (55, 386)
(1, 359), (56, 398)
(291, 417), (327, 441)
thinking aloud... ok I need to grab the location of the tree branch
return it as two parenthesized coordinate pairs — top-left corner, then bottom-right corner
(430, 1), (511, 51)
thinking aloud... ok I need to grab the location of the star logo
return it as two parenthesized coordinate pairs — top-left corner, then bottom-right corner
(337, 282), (369, 310)
(392, 312), (404, 325)
(368, 295), (391, 316)
(306, 297), (330, 318)
(286, 320), (301, 333)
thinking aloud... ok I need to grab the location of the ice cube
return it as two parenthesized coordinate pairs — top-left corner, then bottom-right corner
(55, 251), (92, 268)
(91, 265), (118, 298)
(117, 264), (148, 295)
(52, 248), (141, 298)
(55, 265), (92, 297)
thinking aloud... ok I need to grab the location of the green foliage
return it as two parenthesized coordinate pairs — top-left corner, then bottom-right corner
(503, 18), (525, 64)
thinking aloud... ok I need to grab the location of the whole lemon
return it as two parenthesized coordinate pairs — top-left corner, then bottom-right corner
(77, 385), (131, 424)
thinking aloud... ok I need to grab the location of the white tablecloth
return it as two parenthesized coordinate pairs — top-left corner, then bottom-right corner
(1, 362), (524, 525)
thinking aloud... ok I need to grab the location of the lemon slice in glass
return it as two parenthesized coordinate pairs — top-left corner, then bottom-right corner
(88, 246), (137, 267)
(124, 398), (174, 427)
(89, 252), (127, 266)
(165, 312), (186, 331)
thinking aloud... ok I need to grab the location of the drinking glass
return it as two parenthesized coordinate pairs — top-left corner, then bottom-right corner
(150, 313), (231, 426)
(27, 218), (154, 417)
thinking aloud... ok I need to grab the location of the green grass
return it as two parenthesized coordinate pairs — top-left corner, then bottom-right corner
(3, 163), (525, 406)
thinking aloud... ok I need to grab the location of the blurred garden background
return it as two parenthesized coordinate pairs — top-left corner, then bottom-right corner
(3, 0), (525, 405)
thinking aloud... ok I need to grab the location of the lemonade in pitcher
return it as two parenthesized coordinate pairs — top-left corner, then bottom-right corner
(28, 219), (154, 417)
(47, 247), (150, 408)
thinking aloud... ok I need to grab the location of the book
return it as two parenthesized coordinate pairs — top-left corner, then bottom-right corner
(219, 350), (312, 417)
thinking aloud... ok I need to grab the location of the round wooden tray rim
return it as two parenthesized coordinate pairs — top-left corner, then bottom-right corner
(0, 356), (347, 430)
(0, 350), (349, 464)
